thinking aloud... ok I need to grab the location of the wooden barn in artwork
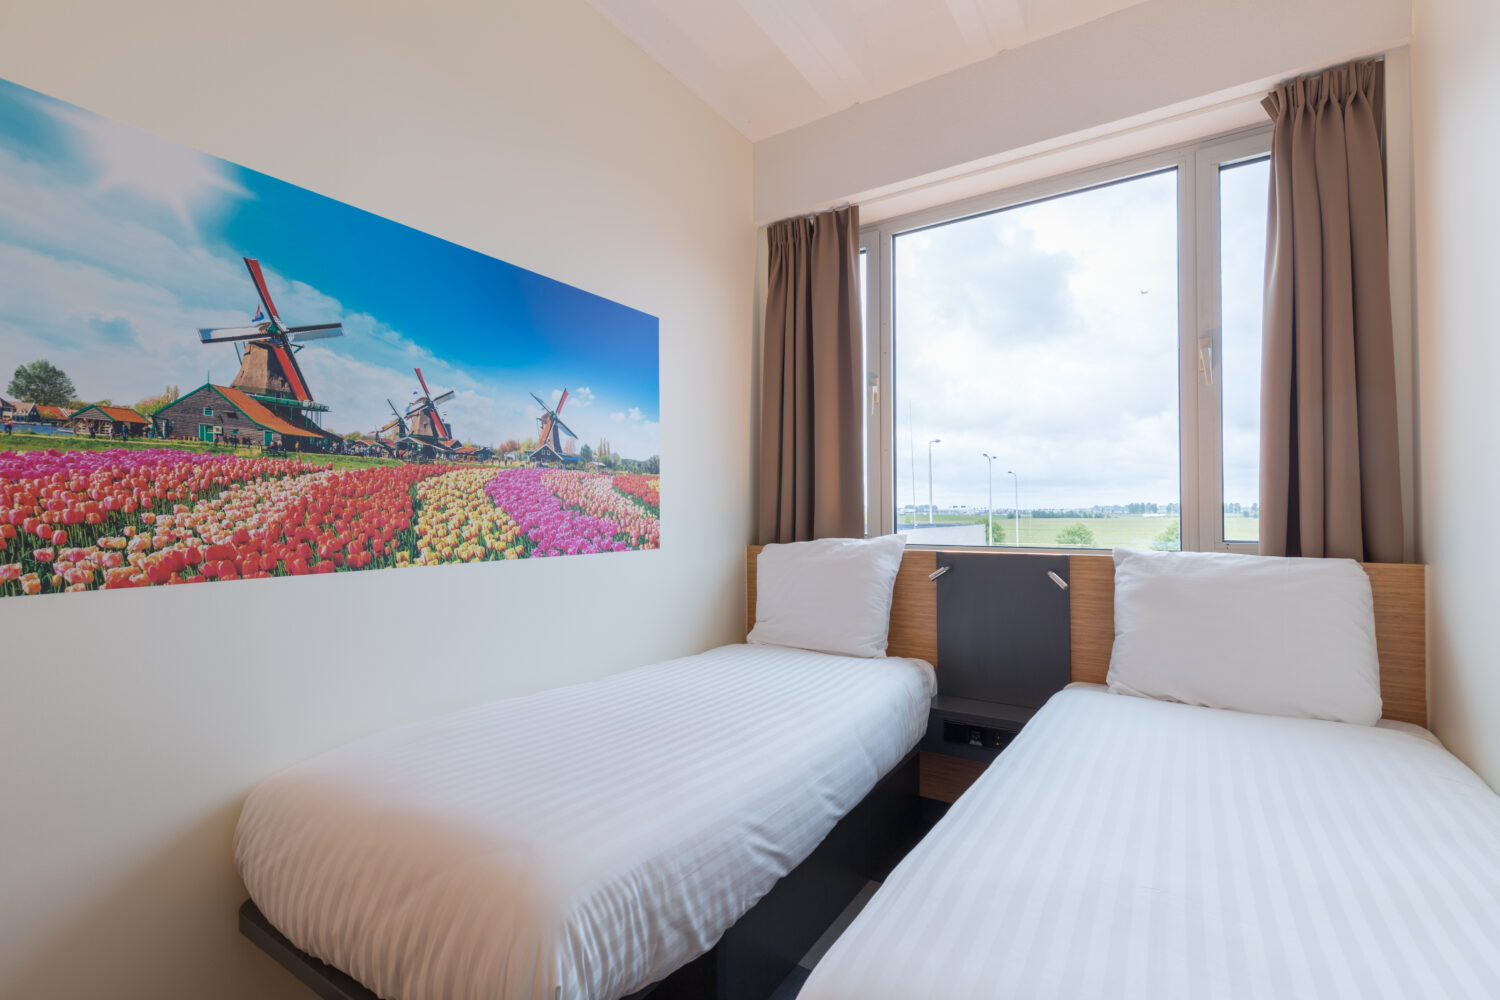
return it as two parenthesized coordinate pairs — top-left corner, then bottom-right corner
(152, 384), (331, 448)
(69, 404), (150, 439)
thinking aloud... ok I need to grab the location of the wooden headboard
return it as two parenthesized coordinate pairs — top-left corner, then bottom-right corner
(745, 546), (1428, 727)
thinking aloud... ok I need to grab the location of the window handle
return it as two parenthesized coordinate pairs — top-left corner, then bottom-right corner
(1198, 332), (1216, 386)
(868, 373), (880, 412)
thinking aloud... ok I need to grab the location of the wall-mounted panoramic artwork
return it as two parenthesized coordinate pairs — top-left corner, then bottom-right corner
(0, 77), (660, 599)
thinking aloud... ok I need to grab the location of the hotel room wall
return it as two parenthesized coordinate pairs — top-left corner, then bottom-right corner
(753, 0), (1413, 224)
(1412, 0), (1500, 789)
(0, 2), (754, 998)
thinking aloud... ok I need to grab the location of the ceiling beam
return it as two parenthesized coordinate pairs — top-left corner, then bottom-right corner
(736, 0), (867, 110)
(944, 0), (997, 58)
(974, 0), (1029, 51)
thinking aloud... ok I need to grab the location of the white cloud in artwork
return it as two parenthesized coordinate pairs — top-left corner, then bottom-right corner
(593, 404), (659, 460)
(50, 99), (247, 238)
(573, 386), (595, 405)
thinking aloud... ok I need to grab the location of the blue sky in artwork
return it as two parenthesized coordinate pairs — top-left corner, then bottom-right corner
(0, 75), (660, 456)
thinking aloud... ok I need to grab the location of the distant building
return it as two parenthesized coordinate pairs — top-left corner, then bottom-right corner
(11, 402), (72, 424)
(153, 384), (335, 448)
(528, 443), (569, 464)
(69, 404), (150, 439)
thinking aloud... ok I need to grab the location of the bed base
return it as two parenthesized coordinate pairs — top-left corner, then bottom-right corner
(239, 752), (920, 1000)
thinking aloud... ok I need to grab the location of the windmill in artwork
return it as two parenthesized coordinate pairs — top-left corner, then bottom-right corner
(392, 368), (458, 458)
(183, 256), (345, 447)
(528, 389), (577, 464)
(378, 398), (409, 443)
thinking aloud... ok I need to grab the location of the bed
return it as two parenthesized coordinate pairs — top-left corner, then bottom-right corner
(798, 682), (1500, 999)
(235, 641), (934, 1000)
(791, 547), (1500, 999)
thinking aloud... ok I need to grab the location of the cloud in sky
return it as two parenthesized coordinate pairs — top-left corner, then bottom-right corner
(891, 167), (1264, 511)
(0, 77), (662, 459)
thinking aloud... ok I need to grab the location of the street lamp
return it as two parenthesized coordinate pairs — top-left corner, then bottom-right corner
(927, 439), (941, 525)
(1007, 470), (1020, 546)
(982, 453), (997, 545)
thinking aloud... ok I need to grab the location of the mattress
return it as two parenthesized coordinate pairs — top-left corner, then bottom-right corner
(801, 685), (1500, 1000)
(234, 643), (935, 1000)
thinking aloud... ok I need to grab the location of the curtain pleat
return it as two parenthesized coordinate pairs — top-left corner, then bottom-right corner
(1259, 60), (1403, 562)
(757, 206), (864, 543)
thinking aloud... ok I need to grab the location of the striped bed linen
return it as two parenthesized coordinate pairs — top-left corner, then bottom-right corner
(801, 684), (1500, 1000)
(234, 643), (935, 1000)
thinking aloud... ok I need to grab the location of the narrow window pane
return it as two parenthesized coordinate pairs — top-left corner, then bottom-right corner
(893, 169), (1181, 550)
(859, 247), (869, 536)
(1219, 158), (1269, 543)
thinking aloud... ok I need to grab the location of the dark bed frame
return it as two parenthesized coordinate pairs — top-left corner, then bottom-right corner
(239, 752), (920, 1000)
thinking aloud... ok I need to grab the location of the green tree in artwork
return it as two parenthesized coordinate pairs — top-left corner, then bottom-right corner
(579, 443), (594, 462)
(135, 385), (180, 415)
(1151, 520), (1181, 551)
(1055, 523), (1096, 547)
(8, 360), (77, 406)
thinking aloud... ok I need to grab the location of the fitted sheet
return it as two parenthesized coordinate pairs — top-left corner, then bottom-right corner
(801, 685), (1500, 1000)
(235, 643), (935, 1000)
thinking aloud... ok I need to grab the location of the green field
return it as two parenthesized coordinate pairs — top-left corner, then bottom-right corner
(901, 513), (1260, 548)
(0, 432), (407, 471)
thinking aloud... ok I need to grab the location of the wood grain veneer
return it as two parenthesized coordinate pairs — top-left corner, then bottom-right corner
(746, 546), (1428, 727)
(918, 751), (989, 804)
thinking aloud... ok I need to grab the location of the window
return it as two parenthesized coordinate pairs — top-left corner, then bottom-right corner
(862, 129), (1271, 552)
(203, 407), (213, 417)
(1215, 154), (1271, 543)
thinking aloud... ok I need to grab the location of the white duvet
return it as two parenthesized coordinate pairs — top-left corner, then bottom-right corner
(801, 685), (1500, 1000)
(234, 643), (935, 1000)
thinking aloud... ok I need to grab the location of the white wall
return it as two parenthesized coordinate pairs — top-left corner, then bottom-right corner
(0, 2), (754, 998)
(1412, 0), (1500, 789)
(754, 0), (1412, 223)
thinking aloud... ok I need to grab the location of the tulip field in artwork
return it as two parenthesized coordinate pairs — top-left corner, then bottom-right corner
(0, 449), (661, 598)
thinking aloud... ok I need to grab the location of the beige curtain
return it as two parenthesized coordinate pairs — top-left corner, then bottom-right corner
(757, 206), (864, 543)
(1260, 60), (1403, 563)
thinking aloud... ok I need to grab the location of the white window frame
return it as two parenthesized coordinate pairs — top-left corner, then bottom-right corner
(860, 125), (1272, 553)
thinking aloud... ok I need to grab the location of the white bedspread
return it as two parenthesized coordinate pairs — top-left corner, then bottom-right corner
(234, 644), (934, 1000)
(802, 685), (1500, 1000)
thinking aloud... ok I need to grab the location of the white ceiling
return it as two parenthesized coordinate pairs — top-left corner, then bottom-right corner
(582, 0), (1153, 141)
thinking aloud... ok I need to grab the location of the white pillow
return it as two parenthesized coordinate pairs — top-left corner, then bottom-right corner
(748, 536), (907, 658)
(1106, 548), (1382, 725)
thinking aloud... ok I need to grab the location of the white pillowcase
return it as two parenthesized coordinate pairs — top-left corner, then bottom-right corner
(748, 535), (907, 658)
(1106, 548), (1382, 725)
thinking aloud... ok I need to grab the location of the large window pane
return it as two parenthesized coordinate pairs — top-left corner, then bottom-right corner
(1219, 158), (1269, 543)
(893, 169), (1181, 550)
